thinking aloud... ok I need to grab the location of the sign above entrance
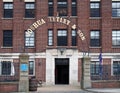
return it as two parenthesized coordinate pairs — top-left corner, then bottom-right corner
(27, 17), (86, 41)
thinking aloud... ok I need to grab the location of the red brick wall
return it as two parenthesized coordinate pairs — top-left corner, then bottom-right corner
(0, 83), (18, 92)
(0, 0), (120, 53)
(35, 58), (46, 82)
(92, 81), (120, 88)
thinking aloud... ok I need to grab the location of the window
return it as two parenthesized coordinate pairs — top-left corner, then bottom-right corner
(90, 2), (100, 17)
(25, 31), (35, 47)
(72, 29), (77, 46)
(112, 30), (120, 46)
(57, 30), (67, 46)
(25, 2), (35, 18)
(48, 0), (54, 16)
(0, 61), (15, 76)
(57, 0), (67, 16)
(113, 61), (120, 75)
(112, 2), (120, 17)
(48, 29), (53, 46)
(3, 30), (13, 47)
(90, 30), (100, 47)
(90, 61), (100, 75)
(29, 61), (34, 75)
(72, 0), (77, 16)
(3, 2), (13, 18)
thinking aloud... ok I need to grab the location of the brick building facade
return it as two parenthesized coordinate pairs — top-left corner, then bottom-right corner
(0, 0), (120, 92)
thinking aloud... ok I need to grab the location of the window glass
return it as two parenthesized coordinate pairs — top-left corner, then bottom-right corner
(57, 30), (67, 46)
(112, 30), (120, 46)
(90, 61), (100, 75)
(112, 2), (120, 17)
(25, 31), (35, 47)
(113, 61), (120, 75)
(25, 2), (35, 18)
(4, 3), (13, 18)
(57, 0), (67, 16)
(48, 29), (53, 46)
(3, 30), (13, 47)
(90, 30), (100, 47)
(90, 2), (100, 17)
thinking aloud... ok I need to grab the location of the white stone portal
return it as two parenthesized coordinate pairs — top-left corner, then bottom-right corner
(46, 49), (79, 86)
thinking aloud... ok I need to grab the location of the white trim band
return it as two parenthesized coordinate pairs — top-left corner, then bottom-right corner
(3, 0), (13, 2)
(24, 0), (35, 2)
(112, 0), (120, 1)
(90, 0), (100, 1)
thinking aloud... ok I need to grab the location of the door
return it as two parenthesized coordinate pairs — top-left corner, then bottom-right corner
(55, 58), (69, 84)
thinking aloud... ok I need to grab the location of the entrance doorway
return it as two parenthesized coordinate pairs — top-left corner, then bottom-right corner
(55, 58), (69, 84)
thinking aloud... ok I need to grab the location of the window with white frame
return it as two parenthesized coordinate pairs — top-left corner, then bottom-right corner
(48, 0), (54, 16)
(113, 61), (120, 75)
(90, 30), (100, 47)
(112, 2), (120, 17)
(25, 31), (35, 47)
(25, 2), (35, 18)
(72, 29), (77, 46)
(3, 2), (13, 18)
(112, 30), (120, 46)
(29, 61), (34, 75)
(72, 0), (77, 16)
(48, 29), (53, 46)
(57, 29), (67, 46)
(3, 30), (13, 47)
(57, 0), (68, 16)
(90, 61), (100, 75)
(90, 2), (100, 17)
(0, 61), (15, 76)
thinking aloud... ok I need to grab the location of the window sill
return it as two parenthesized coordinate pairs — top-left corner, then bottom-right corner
(1, 18), (13, 20)
(89, 17), (101, 19)
(23, 18), (35, 20)
(112, 17), (120, 19)
(69, 16), (78, 18)
(89, 46), (101, 48)
(1, 46), (13, 49)
(112, 46), (120, 48)
(25, 47), (35, 48)
(46, 46), (77, 49)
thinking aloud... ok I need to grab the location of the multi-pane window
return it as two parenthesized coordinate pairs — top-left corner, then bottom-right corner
(3, 2), (13, 18)
(48, 29), (53, 46)
(57, 30), (67, 46)
(112, 2), (120, 17)
(113, 61), (120, 75)
(25, 31), (35, 47)
(25, 2), (35, 18)
(90, 2), (100, 17)
(3, 30), (13, 47)
(29, 61), (34, 75)
(72, 0), (77, 16)
(48, 0), (54, 16)
(90, 30), (100, 47)
(112, 30), (120, 46)
(0, 61), (15, 76)
(57, 0), (67, 16)
(90, 61), (99, 75)
(72, 29), (77, 46)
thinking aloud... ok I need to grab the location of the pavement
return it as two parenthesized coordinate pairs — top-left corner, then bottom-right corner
(29, 85), (120, 93)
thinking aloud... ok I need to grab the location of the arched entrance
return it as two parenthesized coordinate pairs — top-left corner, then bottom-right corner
(26, 16), (91, 88)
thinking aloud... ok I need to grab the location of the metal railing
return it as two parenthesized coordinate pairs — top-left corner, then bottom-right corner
(91, 64), (120, 81)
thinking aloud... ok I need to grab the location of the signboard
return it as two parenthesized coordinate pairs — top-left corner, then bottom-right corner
(20, 64), (28, 71)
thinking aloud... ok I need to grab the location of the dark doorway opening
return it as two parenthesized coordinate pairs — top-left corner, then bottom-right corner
(55, 58), (69, 84)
